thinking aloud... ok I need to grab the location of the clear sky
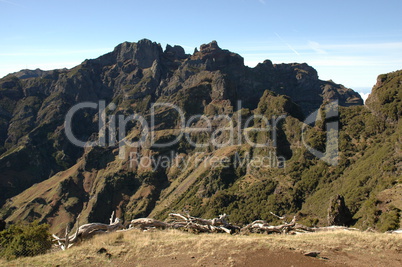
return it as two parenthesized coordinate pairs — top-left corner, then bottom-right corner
(1, 0), (402, 100)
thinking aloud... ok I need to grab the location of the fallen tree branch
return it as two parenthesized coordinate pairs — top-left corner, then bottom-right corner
(129, 218), (170, 230)
(53, 212), (124, 250)
(167, 213), (239, 234)
(311, 226), (360, 232)
(241, 214), (300, 234)
(54, 211), (369, 250)
(387, 229), (402, 234)
(129, 213), (323, 235)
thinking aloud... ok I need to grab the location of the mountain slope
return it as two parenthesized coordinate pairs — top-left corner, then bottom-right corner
(3, 40), (399, 234)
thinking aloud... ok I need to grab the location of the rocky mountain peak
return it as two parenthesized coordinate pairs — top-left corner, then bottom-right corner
(95, 39), (164, 69)
(200, 40), (221, 53)
(116, 39), (163, 68)
(189, 40), (245, 76)
(164, 44), (188, 60)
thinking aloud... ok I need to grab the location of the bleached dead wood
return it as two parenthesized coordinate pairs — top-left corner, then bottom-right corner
(169, 213), (229, 226)
(241, 213), (316, 234)
(168, 213), (239, 234)
(242, 220), (294, 234)
(387, 229), (402, 234)
(129, 218), (170, 230)
(53, 211), (371, 250)
(54, 215), (81, 250)
(53, 212), (124, 250)
(241, 213), (366, 234)
(130, 213), (343, 235)
(269, 212), (286, 220)
(54, 224), (73, 251)
(311, 225), (360, 232)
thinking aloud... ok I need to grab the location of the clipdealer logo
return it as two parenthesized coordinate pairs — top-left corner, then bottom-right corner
(64, 100), (339, 168)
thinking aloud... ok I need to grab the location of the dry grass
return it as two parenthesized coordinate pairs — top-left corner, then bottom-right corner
(1, 230), (401, 266)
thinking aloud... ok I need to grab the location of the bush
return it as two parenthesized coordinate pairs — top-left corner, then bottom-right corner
(377, 208), (400, 232)
(0, 221), (52, 260)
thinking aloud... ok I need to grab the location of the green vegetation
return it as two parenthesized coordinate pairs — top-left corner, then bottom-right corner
(377, 206), (401, 232)
(366, 70), (402, 122)
(0, 221), (52, 260)
(149, 91), (401, 230)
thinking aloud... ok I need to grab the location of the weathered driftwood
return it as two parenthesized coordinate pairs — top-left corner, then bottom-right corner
(53, 215), (81, 250)
(127, 211), (369, 237)
(311, 225), (360, 232)
(53, 212), (124, 250)
(241, 213), (365, 234)
(387, 229), (402, 234)
(241, 215), (305, 234)
(128, 213), (238, 234)
(169, 213), (229, 226)
(129, 213), (322, 235)
(54, 211), (371, 251)
(129, 218), (170, 230)
(168, 213), (240, 234)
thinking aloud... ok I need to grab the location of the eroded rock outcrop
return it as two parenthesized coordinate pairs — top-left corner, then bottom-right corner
(327, 195), (353, 226)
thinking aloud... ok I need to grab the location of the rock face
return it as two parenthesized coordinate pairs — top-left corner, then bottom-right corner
(0, 39), (379, 233)
(327, 195), (353, 226)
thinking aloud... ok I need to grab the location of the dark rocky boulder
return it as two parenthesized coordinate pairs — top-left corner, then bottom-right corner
(327, 195), (353, 226)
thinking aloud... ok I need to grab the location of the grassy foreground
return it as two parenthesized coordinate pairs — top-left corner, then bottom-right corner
(1, 229), (401, 266)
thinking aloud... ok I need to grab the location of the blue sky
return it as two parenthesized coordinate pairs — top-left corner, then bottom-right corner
(1, 0), (402, 100)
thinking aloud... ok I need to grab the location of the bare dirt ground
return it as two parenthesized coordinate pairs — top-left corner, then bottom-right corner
(132, 248), (339, 267)
(115, 242), (402, 267)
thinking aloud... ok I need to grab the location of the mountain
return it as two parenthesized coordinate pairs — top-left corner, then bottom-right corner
(0, 39), (400, 234)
